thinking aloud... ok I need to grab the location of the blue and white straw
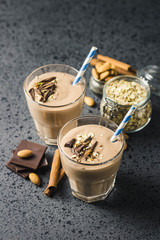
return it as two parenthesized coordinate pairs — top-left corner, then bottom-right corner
(110, 105), (136, 143)
(72, 46), (97, 85)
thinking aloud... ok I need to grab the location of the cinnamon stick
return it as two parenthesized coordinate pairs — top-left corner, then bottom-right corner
(58, 168), (65, 182)
(97, 54), (131, 71)
(44, 149), (65, 196)
(116, 66), (137, 76)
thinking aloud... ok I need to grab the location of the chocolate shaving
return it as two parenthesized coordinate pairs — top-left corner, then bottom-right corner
(74, 143), (84, 155)
(35, 88), (43, 96)
(83, 141), (98, 160)
(29, 76), (57, 103)
(64, 138), (76, 148)
(43, 89), (55, 102)
(40, 77), (56, 83)
(36, 77), (56, 86)
(90, 141), (98, 151)
(29, 88), (35, 101)
(39, 82), (56, 90)
(84, 136), (92, 143)
(66, 134), (98, 162)
(73, 136), (93, 156)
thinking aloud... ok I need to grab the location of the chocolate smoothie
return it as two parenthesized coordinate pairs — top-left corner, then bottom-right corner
(58, 121), (124, 202)
(27, 72), (83, 106)
(24, 64), (86, 145)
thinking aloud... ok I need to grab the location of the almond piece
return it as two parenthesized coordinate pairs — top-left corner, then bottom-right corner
(96, 62), (111, 73)
(95, 62), (104, 73)
(17, 149), (32, 158)
(84, 96), (95, 107)
(29, 173), (41, 186)
(110, 69), (115, 75)
(92, 68), (99, 79)
(124, 133), (129, 140)
(111, 65), (118, 75)
(111, 64), (116, 69)
(90, 59), (102, 66)
(110, 69), (118, 76)
(124, 141), (127, 150)
(100, 71), (110, 80)
(114, 69), (118, 75)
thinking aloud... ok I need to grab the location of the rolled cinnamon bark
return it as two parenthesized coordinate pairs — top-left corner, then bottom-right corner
(97, 54), (131, 71)
(116, 66), (137, 76)
(44, 149), (65, 197)
(58, 168), (65, 182)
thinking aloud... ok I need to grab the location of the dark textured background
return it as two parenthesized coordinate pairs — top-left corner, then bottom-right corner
(0, 0), (160, 239)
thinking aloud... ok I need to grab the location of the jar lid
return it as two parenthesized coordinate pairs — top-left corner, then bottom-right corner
(137, 65), (160, 96)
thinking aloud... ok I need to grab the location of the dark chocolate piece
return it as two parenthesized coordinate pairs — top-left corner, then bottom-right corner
(67, 135), (96, 162)
(35, 88), (43, 96)
(16, 157), (48, 172)
(29, 76), (57, 103)
(39, 77), (56, 83)
(74, 137), (92, 155)
(12, 150), (48, 172)
(90, 141), (98, 151)
(10, 140), (47, 170)
(36, 77), (56, 88)
(37, 82), (56, 102)
(74, 144), (84, 155)
(43, 89), (55, 102)
(64, 138), (76, 148)
(29, 88), (35, 101)
(39, 82), (56, 90)
(83, 141), (98, 159)
(83, 136), (92, 143)
(5, 160), (31, 179)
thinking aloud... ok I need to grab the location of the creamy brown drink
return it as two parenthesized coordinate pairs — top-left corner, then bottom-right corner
(58, 116), (124, 203)
(24, 64), (86, 145)
(28, 72), (83, 106)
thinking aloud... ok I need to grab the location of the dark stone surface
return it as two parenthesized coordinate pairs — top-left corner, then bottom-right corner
(0, 0), (160, 239)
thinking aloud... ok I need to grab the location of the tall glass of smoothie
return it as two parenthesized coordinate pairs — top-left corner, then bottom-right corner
(58, 115), (124, 203)
(24, 64), (86, 145)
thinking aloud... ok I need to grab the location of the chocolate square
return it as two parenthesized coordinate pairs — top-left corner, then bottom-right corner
(5, 160), (31, 179)
(11, 150), (48, 172)
(10, 140), (47, 170)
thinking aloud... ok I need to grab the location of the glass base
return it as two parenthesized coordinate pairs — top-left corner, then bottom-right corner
(71, 180), (115, 203)
(124, 117), (151, 133)
(37, 132), (57, 145)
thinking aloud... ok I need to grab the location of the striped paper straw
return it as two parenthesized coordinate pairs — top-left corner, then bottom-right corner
(72, 46), (97, 85)
(110, 105), (136, 143)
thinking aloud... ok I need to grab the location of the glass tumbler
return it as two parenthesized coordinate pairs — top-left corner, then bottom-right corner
(24, 64), (86, 145)
(58, 115), (124, 203)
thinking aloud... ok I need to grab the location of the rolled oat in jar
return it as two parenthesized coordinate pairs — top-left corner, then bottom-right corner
(100, 75), (152, 133)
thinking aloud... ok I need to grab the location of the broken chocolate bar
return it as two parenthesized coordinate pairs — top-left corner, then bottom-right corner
(14, 153), (48, 172)
(10, 140), (47, 170)
(29, 88), (35, 101)
(64, 138), (76, 148)
(29, 76), (57, 103)
(83, 141), (98, 159)
(64, 133), (98, 162)
(6, 160), (32, 179)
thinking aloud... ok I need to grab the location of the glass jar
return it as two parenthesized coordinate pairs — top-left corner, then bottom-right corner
(90, 65), (160, 96)
(89, 75), (105, 95)
(137, 65), (160, 97)
(100, 75), (152, 133)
